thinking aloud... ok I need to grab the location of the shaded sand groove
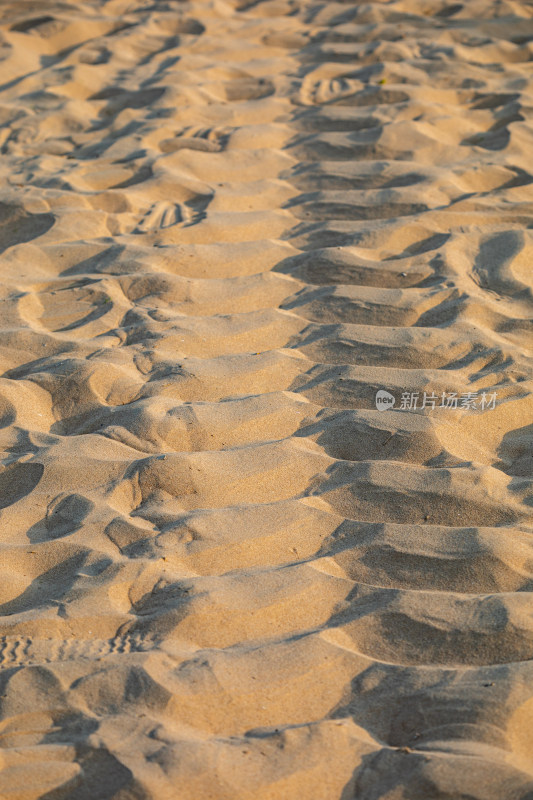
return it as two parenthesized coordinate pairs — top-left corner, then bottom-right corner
(0, 0), (533, 798)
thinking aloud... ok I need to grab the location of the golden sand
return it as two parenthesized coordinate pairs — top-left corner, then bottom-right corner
(0, 0), (532, 797)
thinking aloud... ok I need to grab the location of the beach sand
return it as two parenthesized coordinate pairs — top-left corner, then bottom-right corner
(0, 0), (532, 797)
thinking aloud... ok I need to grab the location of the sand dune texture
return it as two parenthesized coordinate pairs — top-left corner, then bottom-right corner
(0, 0), (532, 797)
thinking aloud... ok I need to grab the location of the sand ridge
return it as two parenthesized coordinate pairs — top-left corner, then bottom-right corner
(0, 0), (532, 797)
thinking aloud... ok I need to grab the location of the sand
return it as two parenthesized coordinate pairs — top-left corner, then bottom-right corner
(0, 0), (532, 797)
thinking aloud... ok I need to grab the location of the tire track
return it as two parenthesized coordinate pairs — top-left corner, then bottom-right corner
(0, 1), (532, 798)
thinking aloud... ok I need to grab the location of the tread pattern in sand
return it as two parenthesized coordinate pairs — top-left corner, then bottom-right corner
(0, 0), (532, 798)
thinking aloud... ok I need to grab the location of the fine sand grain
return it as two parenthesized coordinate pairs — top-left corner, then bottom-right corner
(0, 0), (533, 798)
